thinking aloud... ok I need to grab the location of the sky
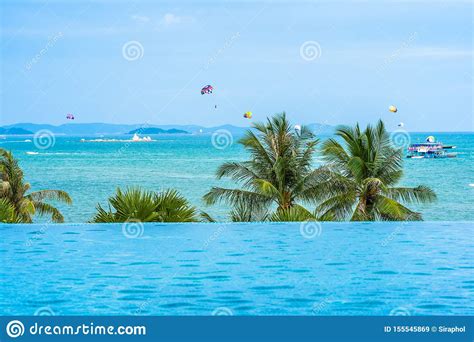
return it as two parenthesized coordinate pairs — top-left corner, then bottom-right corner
(0, 0), (472, 131)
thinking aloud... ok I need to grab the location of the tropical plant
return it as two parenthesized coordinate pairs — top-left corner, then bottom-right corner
(203, 113), (324, 220)
(0, 149), (72, 223)
(315, 120), (436, 221)
(0, 198), (20, 223)
(91, 187), (199, 223)
(268, 205), (317, 222)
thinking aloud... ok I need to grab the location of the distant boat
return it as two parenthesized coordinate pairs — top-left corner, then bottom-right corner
(132, 133), (152, 142)
(407, 136), (457, 159)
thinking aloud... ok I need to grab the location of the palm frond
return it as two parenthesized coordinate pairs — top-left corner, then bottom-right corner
(385, 186), (437, 204)
(32, 201), (65, 223)
(27, 190), (72, 204)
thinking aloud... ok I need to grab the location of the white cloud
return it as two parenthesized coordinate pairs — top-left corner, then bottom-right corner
(131, 14), (150, 23)
(403, 47), (473, 59)
(160, 13), (194, 27)
(163, 13), (181, 25)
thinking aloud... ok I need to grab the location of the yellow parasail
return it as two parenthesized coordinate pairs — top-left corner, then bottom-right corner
(389, 105), (398, 113)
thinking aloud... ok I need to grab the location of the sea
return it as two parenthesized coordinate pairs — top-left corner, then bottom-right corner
(0, 132), (473, 223)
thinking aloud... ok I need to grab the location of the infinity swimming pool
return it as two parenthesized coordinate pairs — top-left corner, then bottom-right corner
(1, 222), (473, 316)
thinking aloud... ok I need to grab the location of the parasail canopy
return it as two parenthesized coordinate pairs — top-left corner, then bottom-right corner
(243, 111), (252, 119)
(201, 85), (213, 95)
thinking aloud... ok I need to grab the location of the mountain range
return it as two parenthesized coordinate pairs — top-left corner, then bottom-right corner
(0, 127), (34, 135)
(0, 122), (335, 135)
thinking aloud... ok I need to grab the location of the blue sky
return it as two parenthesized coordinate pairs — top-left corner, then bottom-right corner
(1, 0), (472, 131)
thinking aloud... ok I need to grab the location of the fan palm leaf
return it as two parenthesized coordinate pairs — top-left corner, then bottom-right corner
(91, 187), (199, 223)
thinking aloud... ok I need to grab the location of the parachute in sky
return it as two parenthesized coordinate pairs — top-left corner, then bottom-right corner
(389, 105), (398, 113)
(201, 85), (213, 95)
(398, 122), (404, 128)
(66, 114), (75, 120)
(243, 111), (252, 119)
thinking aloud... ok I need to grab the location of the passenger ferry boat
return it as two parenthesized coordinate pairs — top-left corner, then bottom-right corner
(407, 136), (457, 159)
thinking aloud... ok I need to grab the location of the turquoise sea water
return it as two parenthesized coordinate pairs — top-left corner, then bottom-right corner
(0, 222), (473, 315)
(0, 132), (473, 222)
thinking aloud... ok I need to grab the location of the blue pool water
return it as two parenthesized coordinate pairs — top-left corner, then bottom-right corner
(1, 222), (473, 316)
(0, 132), (473, 222)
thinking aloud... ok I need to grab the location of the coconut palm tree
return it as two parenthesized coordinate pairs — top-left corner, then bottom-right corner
(315, 120), (436, 221)
(203, 113), (324, 220)
(91, 187), (199, 223)
(0, 149), (72, 223)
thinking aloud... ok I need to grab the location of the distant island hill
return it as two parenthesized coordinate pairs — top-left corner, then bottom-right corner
(0, 122), (335, 135)
(127, 128), (189, 135)
(0, 127), (34, 135)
